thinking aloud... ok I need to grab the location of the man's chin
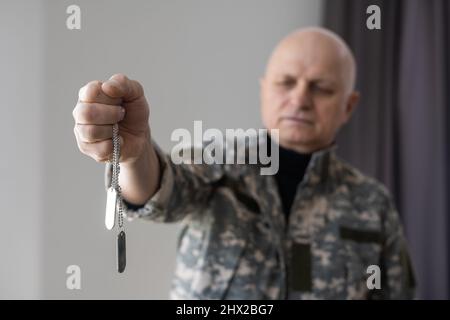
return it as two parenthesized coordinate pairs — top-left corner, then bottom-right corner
(280, 127), (314, 142)
(279, 133), (314, 147)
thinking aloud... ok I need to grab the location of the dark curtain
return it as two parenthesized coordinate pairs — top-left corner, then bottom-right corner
(323, 0), (449, 299)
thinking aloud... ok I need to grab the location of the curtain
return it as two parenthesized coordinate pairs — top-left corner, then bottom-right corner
(323, 0), (450, 299)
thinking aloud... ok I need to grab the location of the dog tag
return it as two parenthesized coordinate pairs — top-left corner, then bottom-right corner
(117, 230), (126, 273)
(105, 187), (117, 230)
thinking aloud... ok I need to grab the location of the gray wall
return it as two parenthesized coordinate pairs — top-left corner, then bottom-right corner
(0, 0), (44, 299)
(1, 0), (323, 299)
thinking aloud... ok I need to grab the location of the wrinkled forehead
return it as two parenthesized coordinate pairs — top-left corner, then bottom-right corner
(266, 36), (349, 84)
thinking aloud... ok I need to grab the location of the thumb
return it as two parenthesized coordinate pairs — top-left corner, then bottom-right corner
(101, 73), (145, 103)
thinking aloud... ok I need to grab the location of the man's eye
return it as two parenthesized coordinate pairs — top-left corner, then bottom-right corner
(312, 84), (334, 95)
(276, 80), (295, 88)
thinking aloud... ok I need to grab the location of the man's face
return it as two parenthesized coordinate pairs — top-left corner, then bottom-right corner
(260, 33), (358, 153)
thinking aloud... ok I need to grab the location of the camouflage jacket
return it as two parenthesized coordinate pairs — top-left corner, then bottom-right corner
(108, 136), (416, 300)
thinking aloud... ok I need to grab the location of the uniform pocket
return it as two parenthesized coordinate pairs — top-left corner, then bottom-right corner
(339, 225), (383, 299)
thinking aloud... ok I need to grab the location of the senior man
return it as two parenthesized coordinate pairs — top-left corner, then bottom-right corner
(73, 27), (416, 299)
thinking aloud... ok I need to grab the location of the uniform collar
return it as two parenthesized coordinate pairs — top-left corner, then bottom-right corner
(255, 130), (338, 181)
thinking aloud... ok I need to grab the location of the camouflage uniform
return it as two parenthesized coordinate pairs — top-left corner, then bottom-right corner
(106, 134), (416, 300)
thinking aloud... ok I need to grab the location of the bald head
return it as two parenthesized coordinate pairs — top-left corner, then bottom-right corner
(266, 27), (357, 94)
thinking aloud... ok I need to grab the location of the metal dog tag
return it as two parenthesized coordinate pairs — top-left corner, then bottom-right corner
(105, 187), (117, 230)
(117, 230), (126, 273)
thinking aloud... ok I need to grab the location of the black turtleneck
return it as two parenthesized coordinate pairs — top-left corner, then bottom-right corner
(269, 136), (312, 219)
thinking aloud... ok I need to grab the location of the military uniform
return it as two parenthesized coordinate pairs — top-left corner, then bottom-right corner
(106, 134), (416, 299)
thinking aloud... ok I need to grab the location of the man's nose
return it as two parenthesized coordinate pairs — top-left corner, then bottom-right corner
(289, 80), (312, 110)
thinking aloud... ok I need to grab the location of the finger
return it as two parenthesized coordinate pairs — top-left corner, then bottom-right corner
(102, 73), (145, 103)
(73, 102), (125, 125)
(75, 124), (113, 143)
(74, 127), (113, 163)
(78, 80), (123, 105)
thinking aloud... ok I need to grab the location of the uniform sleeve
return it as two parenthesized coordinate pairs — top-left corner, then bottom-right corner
(105, 140), (225, 223)
(373, 193), (416, 299)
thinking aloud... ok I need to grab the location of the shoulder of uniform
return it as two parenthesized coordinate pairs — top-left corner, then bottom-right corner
(331, 155), (393, 204)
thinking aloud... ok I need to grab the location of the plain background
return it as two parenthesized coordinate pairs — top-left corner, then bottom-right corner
(1, 0), (323, 299)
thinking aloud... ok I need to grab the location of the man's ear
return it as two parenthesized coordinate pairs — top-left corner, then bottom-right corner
(343, 91), (360, 122)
